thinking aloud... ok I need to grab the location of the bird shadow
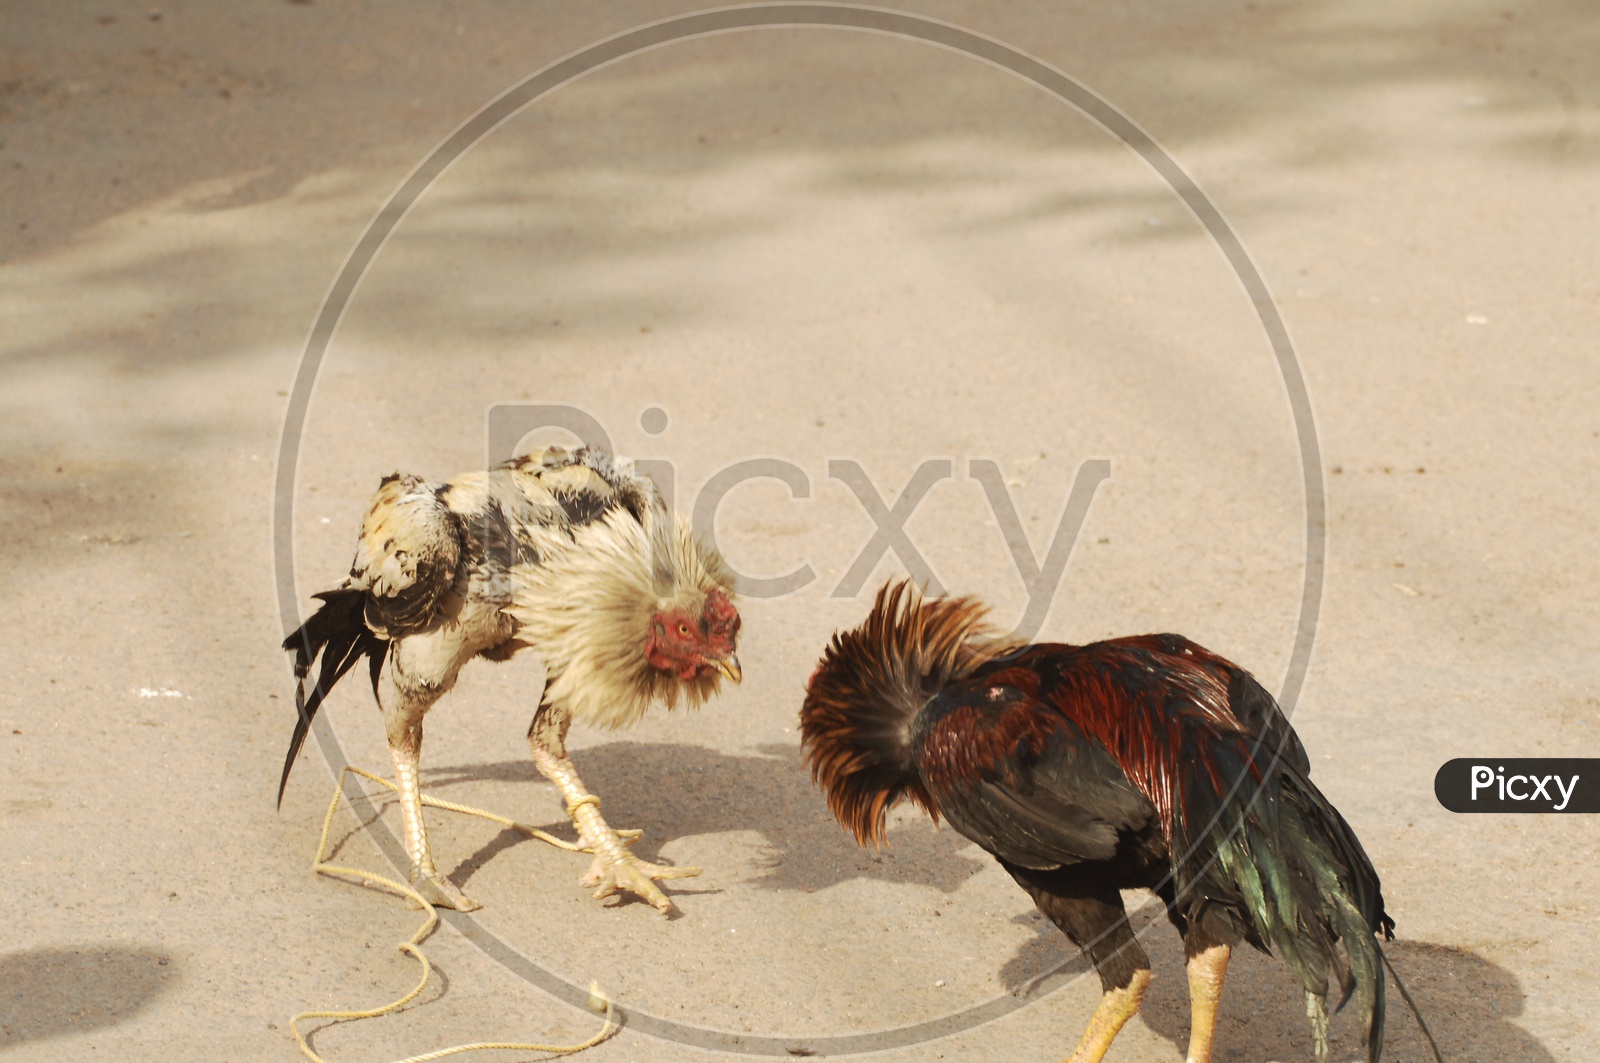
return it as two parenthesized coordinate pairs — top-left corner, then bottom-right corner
(424, 740), (988, 897)
(394, 751), (1552, 1062)
(996, 902), (1555, 1063)
(996, 908), (1099, 993)
(0, 945), (179, 1049)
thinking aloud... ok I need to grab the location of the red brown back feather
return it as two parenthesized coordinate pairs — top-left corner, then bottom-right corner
(1000, 638), (1251, 837)
(799, 581), (1012, 847)
(914, 693), (1061, 796)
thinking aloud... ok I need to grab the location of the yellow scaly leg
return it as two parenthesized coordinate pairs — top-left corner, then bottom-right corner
(1184, 944), (1231, 1063)
(1064, 969), (1151, 1063)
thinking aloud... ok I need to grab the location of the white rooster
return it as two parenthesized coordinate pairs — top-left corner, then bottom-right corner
(280, 446), (741, 914)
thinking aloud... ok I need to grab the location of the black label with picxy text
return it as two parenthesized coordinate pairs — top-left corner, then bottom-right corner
(1434, 758), (1600, 813)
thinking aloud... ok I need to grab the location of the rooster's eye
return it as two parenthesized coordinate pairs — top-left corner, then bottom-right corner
(677, 623), (692, 637)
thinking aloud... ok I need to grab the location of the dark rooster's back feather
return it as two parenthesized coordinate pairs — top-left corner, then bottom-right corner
(801, 582), (1402, 1062)
(278, 588), (388, 806)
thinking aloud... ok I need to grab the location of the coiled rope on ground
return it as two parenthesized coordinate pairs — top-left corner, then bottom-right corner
(290, 765), (619, 1062)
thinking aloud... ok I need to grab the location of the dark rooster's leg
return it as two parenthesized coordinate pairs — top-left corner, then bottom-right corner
(1182, 943), (1230, 1063)
(527, 696), (699, 915)
(1066, 968), (1151, 1063)
(1013, 875), (1152, 1063)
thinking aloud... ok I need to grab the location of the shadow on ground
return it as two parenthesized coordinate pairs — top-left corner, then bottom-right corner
(999, 906), (1553, 1063)
(331, 742), (1554, 1061)
(426, 740), (989, 897)
(3, 1), (1597, 270)
(0, 945), (178, 1050)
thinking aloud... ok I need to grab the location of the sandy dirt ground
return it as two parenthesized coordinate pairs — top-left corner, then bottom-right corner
(2, 3), (1597, 1061)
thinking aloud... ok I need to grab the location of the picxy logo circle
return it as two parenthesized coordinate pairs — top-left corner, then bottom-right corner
(273, 4), (1326, 1055)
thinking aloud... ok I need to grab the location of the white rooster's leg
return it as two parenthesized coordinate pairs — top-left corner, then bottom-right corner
(528, 699), (699, 915)
(387, 734), (480, 911)
(381, 645), (480, 912)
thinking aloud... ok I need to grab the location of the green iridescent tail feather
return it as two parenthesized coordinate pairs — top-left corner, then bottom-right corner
(1175, 741), (1391, 1061)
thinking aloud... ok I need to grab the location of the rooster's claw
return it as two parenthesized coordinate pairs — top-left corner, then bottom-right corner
(581, 848), (700, 914)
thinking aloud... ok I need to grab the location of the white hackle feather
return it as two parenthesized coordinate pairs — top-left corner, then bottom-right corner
(506, 505), (736, 730)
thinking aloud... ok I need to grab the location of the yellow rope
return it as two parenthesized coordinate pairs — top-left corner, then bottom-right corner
(289, 765), (619, 1062)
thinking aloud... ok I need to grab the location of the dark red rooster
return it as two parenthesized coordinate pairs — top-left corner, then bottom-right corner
(801, 582), (1401, 1063)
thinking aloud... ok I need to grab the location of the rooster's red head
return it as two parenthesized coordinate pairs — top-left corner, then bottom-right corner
(508, 507), (740, 731)
(647, 586), (742, 683)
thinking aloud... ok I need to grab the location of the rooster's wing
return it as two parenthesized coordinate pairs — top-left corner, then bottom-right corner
(912, 682), (1157, 871)
(346, 472), (464, 638)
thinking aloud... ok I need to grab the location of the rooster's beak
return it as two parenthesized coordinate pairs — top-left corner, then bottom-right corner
(712, 654), (742, 684)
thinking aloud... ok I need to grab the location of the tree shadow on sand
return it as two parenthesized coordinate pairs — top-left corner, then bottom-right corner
(0, 945), (179, 1050)
(424, 740), (988, 898)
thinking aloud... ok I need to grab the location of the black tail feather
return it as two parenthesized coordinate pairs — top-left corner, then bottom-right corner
(1176, 743), (1394, 1061)
(1380, 944), (1446, 1063)
(278, 588), (387, 806)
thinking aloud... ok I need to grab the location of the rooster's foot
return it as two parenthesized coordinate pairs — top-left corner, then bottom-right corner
(579, 842), (700, 915)
(406, 869), (482, 912)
